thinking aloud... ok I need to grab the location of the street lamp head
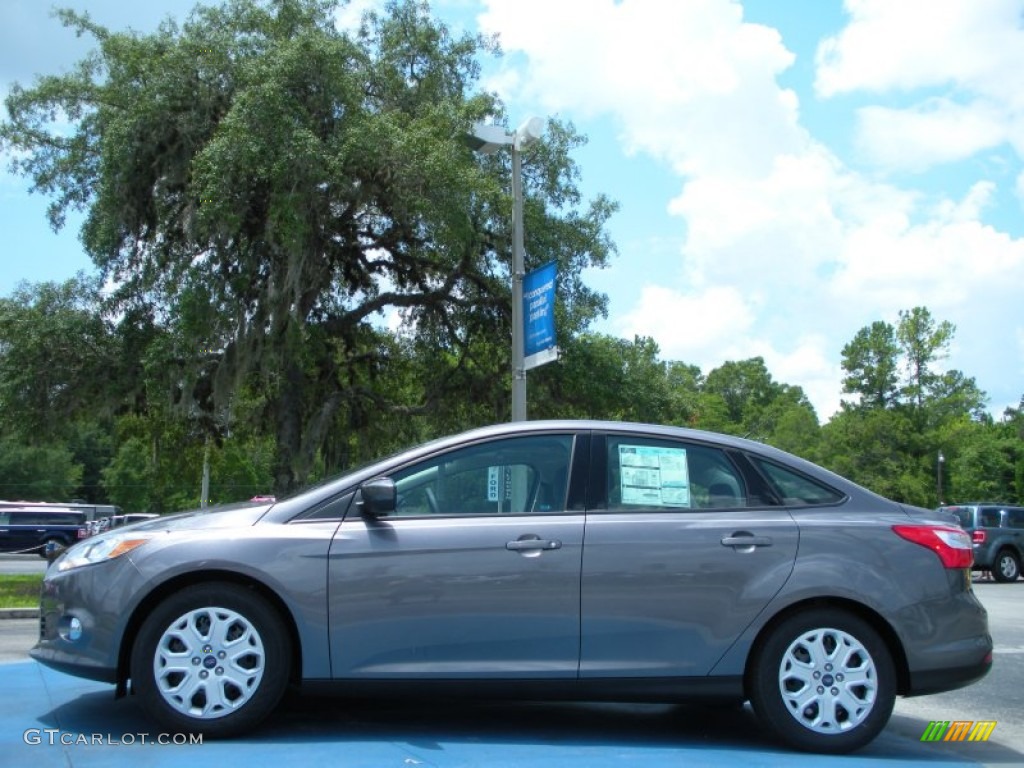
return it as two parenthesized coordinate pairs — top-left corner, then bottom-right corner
(514, 116), (544, 150)
(464, 122), (513, 155)
(463, 118), (544, 154)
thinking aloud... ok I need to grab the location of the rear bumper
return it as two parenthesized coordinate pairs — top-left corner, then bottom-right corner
(906, 652), (992, 696)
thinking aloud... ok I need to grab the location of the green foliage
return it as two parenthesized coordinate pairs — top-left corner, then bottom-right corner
(1, 0), (613, 495)
(822, 306), (998, 504)
(102, 436), (155, 512)
(0, 276), (117, 443)
(841, 320), (899, 409)
(0, 439), (83, 501)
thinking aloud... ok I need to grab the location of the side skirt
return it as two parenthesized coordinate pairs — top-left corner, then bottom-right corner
(299, 676), (746, 704)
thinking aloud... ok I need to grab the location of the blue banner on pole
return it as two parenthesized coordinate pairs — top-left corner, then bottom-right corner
(523, 261), (558, 370)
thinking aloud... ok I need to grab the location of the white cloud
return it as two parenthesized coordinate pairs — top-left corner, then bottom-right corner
(855, 99), (1007, 172)
(616, 284), (755, 363)
(832, 183), (1024, 308)
(479, 0), (804, 179)
(815, 0), (1024, 98)
(816, 0), (1024, 173)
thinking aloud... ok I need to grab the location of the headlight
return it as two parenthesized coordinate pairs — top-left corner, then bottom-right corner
(57, 532), (155, 572)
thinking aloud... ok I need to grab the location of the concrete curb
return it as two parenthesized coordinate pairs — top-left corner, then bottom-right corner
(0, 608), (39, 619)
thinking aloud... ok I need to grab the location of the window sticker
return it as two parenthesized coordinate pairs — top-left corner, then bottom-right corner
(618, 444), (691, 507)
(487, 465), (513, 502)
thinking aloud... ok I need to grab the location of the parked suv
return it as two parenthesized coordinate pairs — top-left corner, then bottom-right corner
(943, 502), (1024, 582)
(0, 507), (91, 557)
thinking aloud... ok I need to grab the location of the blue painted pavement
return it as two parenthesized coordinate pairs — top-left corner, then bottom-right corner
(0, 660), (1006, 767)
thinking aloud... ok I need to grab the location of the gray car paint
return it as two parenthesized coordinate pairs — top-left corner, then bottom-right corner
(32, 420), (991, 702)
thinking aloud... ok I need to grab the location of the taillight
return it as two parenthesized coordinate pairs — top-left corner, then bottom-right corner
(972, 530), (986, 544)
(892, 525), (973, 569)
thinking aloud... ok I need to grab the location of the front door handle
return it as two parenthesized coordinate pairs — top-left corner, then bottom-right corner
(506, 537), (562, 552)
(721, 532), (773, 550)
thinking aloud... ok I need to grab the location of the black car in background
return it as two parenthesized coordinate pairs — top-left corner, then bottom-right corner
(0, 507), (92, 557)
(943, 502), (1024, 582)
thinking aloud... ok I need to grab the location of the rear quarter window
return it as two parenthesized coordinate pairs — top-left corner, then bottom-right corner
(750, 459), (845, 506)
(978, 508), (1002, 528)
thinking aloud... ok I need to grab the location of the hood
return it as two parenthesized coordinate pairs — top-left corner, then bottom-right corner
(125, 502), (273, 533)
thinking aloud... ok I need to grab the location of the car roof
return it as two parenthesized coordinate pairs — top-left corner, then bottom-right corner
(6, 506), (80, 512)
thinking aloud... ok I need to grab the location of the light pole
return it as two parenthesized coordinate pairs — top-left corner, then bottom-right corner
(465, 117), (544, 422)
(937, 450), (945, 506)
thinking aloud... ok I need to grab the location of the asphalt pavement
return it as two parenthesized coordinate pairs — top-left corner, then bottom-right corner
(0, 579), (1021, 767)
(0, 554), (48, 575)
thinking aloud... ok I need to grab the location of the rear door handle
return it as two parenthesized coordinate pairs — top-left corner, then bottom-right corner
(721, 533), (773, 549)
(506, 538), (562, 551)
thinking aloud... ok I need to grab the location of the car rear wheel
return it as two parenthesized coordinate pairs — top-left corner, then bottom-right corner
(992, 549), (1020, 582)
(748, 609), (895, 753)
(130, 582), (290, 737)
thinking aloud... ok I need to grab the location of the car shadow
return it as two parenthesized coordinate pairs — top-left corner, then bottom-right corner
(30, 686), (1023, 765)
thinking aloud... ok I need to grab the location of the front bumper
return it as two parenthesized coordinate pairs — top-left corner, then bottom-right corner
(31, 555), (143, 685)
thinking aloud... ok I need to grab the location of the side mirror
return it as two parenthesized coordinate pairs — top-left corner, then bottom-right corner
(359, 477), (396, 517)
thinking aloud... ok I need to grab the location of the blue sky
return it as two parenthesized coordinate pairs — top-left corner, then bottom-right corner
(2, 0), (1023, 422)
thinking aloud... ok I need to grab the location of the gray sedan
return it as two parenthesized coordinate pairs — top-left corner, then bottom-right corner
(31, 420), (991, 753)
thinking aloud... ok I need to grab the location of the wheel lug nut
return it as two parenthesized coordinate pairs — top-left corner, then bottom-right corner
(216, 667), (224, 675)
(817, 686), (825, 694)
(218, 651), (226, 659)
(199, 670), (209, 679)
(825, 663), (833, 672)
(831, 688), (839, 696)
(836, 673), (844, 681)
(191, 658), (200, 666)
(813, 672), (821, 679)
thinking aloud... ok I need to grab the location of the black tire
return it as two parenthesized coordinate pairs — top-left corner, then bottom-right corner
(130, 582), (290, 738)
(39, 537), (68, 559)
(748, 609), (896, 753)
(992, 549), (1020, 583)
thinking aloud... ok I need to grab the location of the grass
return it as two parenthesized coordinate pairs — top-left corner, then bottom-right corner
(0, 574), (44, 609)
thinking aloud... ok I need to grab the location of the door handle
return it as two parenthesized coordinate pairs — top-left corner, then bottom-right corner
(721, 533), (773, 549)
(506, 538), (562, 551)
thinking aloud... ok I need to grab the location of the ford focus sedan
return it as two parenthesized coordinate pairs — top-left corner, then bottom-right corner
(32, 420), (991, 753)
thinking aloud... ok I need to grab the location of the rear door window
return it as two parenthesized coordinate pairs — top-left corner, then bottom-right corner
(604, 436), (749, 510)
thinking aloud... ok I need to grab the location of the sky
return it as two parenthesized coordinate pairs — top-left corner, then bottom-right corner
(1, 0), (1023, 423)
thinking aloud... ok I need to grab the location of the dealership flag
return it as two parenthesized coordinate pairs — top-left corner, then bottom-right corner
(523, 261), (559, 371)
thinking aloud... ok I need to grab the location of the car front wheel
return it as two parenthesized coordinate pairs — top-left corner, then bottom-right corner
(748, 609), (896, 753)
(130, 582), (290, 737)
